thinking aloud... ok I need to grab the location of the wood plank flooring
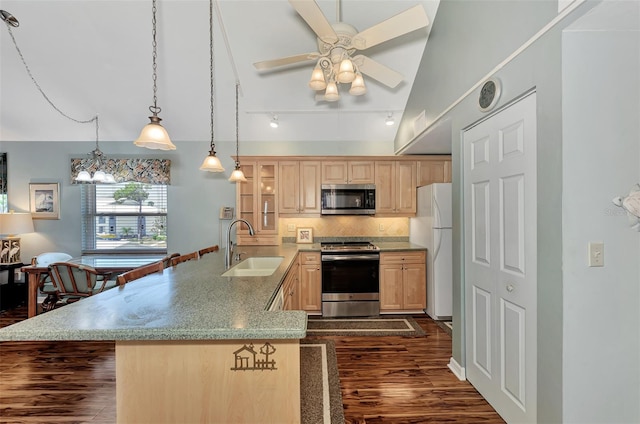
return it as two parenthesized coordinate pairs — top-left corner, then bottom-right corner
(0, 307), (504, 423)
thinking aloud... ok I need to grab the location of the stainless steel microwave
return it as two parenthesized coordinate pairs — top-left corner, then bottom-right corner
(321, 184), (376, 215)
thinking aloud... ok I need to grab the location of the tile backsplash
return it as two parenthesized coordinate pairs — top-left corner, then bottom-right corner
(279, 216), (409, 240)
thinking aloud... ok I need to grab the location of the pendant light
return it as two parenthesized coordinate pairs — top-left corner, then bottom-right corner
(134, 0), (176, 151)
(229, 83), (247, 182)
(200, 0), (225, 172)
(75, 115), (116, 184)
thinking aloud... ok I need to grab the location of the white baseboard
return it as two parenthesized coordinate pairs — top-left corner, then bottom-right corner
(448, 357), (466, 380)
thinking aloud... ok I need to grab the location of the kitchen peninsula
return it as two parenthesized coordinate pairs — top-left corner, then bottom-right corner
(0, 244), (307, 423)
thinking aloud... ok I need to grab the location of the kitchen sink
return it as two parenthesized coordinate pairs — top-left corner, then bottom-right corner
(221, 256), (284, 277)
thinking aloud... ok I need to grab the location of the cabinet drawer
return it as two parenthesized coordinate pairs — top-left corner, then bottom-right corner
(299, 252), (320, 264)
(236, 235), (279, 246)
(380, 251), (426, 265)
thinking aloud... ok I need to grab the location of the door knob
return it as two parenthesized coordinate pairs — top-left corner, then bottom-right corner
(506, 284), (514, 293)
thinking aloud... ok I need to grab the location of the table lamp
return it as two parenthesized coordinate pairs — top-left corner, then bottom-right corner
(0, 211), (34, 264)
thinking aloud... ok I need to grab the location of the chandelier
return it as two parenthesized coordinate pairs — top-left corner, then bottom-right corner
(75, 115), (115, 184)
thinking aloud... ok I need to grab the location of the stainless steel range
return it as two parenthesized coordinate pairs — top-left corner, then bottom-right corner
(320, 242), (380, 317)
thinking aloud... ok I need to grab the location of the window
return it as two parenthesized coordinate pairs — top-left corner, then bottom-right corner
(81, 182), (168, 254)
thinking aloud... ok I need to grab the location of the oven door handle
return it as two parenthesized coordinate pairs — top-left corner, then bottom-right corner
(321, 254), (380, 262)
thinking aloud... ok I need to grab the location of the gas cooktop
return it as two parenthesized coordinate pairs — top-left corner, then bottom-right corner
(320, 241), (379, 252)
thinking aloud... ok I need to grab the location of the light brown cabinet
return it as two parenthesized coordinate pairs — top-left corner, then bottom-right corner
(379, 251), (426, 312)
(417, 159), (452, 186)
(282, 258), (300, 311)
(322, 161), (375, 184)
(375, 161), (417, 215)
(235, 161), (279, 245)
(278, 161), (321, 215)
(299, 252), (321, 313)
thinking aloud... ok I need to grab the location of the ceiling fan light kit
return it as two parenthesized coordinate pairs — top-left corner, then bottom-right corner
(135, 0), (176, 151)
(256, 0), (429, 103)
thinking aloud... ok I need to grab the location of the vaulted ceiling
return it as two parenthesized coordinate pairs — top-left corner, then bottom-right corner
(0, 0), (440, 150)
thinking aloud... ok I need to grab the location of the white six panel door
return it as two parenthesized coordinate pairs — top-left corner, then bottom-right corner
(464, 92), (537, 423)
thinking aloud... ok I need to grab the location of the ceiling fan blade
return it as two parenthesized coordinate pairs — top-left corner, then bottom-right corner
(352, 55), (403, 88)
(350, 5), (429, 50)
(289, 0), (338, 44)
(254, 52), (320, 71)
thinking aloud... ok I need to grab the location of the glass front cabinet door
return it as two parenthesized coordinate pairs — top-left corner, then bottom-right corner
(235, 161), (279, 245)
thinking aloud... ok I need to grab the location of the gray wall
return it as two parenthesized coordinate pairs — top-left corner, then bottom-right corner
(2, 138), (393, 261)
(562, 28), (640, 423)
(395, 0), (640, 422)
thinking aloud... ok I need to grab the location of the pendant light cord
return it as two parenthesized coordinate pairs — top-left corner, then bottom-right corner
(235, 82), (240, 166)
(3, 23), (97, 128)
(150, 0), (160, 115)
(209, 0), (216, 153)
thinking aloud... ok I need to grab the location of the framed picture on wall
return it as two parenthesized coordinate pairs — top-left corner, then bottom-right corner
(296, 227), (313, 244)
(29, 183), (60, 219)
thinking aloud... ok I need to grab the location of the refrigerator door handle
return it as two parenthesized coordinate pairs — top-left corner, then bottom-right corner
(433, 227), (442, 260)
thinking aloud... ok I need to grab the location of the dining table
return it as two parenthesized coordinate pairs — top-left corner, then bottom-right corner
(21, 254), (165, 318)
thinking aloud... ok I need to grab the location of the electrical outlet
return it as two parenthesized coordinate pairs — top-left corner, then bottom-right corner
(379, 223), (385, 232)
(588, 242), (604, 267)
(287, 224), (295, 232)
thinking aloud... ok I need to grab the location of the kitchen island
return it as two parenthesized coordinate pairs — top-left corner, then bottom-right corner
(0, 244), (307, 424)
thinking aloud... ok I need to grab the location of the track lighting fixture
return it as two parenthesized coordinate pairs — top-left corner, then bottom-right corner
(385, 113), (395, 126)
(270, 115), (279, 128)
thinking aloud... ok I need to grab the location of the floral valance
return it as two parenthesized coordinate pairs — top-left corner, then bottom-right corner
(70, 158), (171, 185)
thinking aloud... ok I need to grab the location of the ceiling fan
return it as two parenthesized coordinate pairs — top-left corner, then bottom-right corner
(254, 0), (429, 102)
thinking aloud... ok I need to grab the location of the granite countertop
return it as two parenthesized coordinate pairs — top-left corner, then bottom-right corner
(0, 244), (306, 342)
(0, 240), (425, 342)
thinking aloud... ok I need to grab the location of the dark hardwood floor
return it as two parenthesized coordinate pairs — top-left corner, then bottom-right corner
(0, 307), (504, 423)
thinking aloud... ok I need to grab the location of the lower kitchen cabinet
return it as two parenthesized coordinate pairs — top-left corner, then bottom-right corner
(282, 259), (300, 311)
(379, 251), (426, 312)
(299, 252), (321, 314)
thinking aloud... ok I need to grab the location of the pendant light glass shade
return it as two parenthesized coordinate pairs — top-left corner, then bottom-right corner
(324, 81), (340, 102)
(76, 170), (92, 182)
(136, 0), (174, 151)
(199, 151), (225, 172)
(134, 115), (176, 150)
(308, 65), (326, 91)
(228, 167), (247, 182)
(349, 72), (367, 96)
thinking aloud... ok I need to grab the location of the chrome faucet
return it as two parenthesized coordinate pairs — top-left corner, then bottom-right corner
(225, 219), (255, 269)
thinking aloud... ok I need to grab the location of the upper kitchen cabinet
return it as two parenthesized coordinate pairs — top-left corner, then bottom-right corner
(278, 161), (321, 215)
(236, 161), (279, 245)
(417, 157), (452, 186)
(321, 161), (375, 184)
(375, 161), (417, 216)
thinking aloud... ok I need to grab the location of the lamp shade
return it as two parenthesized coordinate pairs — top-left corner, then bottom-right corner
(228, 168), (247, 182)
(324, 82), (340, 102)
(337, 58), (355, 83)
(199, 153), (225, 172)
(308, 65), (327, 91)
(134, 119), (177, 151)
(0, 211), (34, 235)
(349, 73), (367, 96)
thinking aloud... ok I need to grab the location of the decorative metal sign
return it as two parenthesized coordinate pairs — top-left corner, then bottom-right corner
(231, 343), (278, 371)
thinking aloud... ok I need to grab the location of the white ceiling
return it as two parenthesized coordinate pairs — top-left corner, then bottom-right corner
(0, 0), (440, 149)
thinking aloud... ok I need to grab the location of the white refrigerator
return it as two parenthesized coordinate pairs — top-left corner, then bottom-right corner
(409, 183), (452, 320)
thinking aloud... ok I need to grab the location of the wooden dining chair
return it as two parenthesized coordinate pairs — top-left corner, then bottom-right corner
(31, 252), (73, 312)
(161, 253), (181, 269)
(198, 245), (219, 257)
(48, 262), (117, 308)
(170, 251), (199, 267)
(116, 261), (164, 286)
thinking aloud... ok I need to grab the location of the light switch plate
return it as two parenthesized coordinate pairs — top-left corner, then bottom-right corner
(588, 242), (604, 267)
(287, 224), (295, 232)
